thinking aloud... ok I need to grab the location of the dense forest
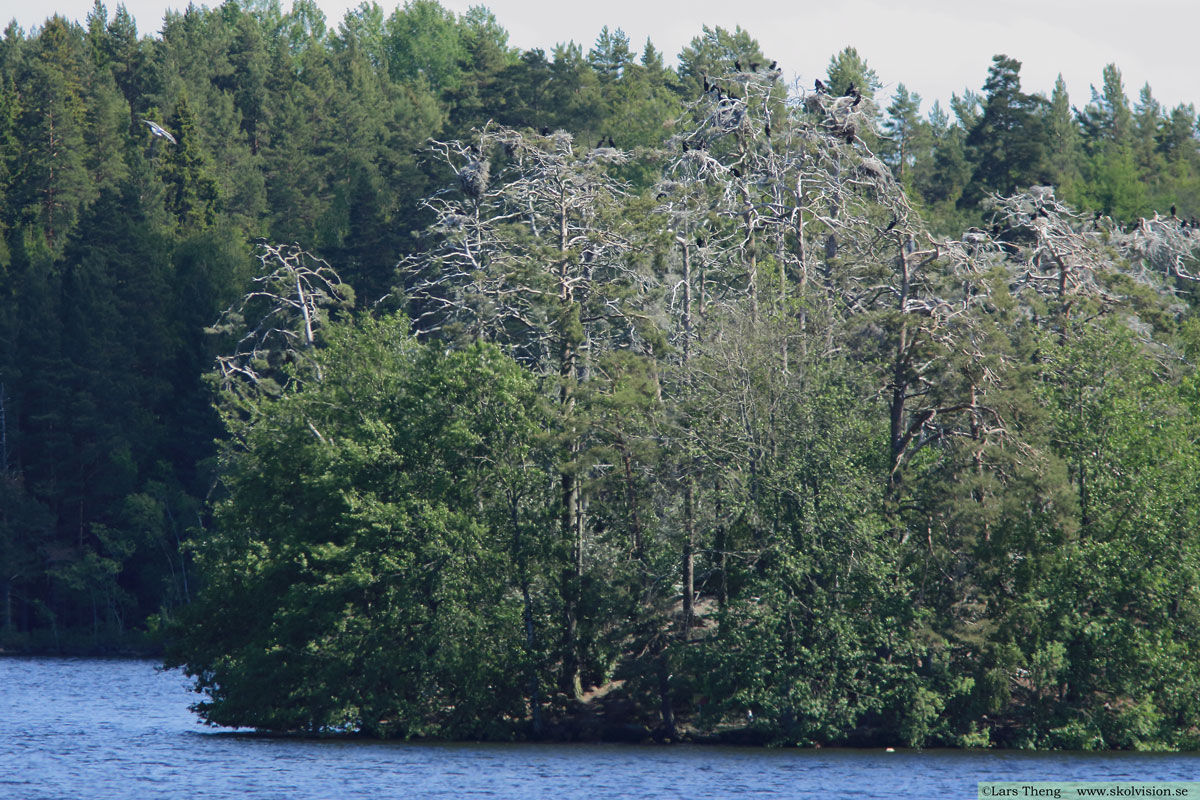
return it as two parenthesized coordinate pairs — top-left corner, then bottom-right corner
(5, 0), (1200, 749)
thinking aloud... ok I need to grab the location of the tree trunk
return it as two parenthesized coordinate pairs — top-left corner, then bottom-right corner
(682, 481), (695, 641)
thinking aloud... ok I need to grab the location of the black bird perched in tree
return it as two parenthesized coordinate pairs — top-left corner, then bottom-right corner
(845, 83), (860, 101)
(730, 167), (742, 178)
(734, 59), (742, 71)
(682, 141), (690, 152)
(814, 78), (828, 94)
(1171, 204), (1177, 217)
(540, 126), (551, 136)
(703, 74), (711, 92)
(884, 217), (897, 233)
(141, 119), (176, 144)
(596, 137), (606, 149)
(769, 60), (777, 70)
(764, 121), (771, 137)
(607, 135), (615, 148)
(749, 61), (760, 72)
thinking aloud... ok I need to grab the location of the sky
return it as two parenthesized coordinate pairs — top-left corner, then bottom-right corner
(6, 0), (1200, 116)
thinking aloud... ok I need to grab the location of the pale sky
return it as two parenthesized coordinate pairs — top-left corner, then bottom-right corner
(5, 0), (1199, 116)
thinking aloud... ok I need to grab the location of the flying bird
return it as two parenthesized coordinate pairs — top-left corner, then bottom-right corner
(141, 119), (176, 144)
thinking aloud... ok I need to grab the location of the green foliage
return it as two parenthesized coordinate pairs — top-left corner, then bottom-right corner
(962, 55), (1048, 205)
(168, 315), (555, 736)
(4, 2), (1200, 752)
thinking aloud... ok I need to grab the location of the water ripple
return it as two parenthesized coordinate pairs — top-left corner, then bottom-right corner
(3, 657), (1200, 799)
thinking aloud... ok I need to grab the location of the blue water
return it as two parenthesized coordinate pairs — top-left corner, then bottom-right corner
(1, 657), (1197, 799)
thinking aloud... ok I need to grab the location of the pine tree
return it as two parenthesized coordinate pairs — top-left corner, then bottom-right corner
(160, 93), (219, 230)
(881, 83), (928, 187)
(962, 55), (1048, 206)
(19, 16), (94, 250)
(1046, 74), (1084, 200)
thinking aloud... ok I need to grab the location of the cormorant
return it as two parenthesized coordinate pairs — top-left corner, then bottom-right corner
(703, 75), (711, 92)
(141, 119), (176, 144)
(1171, 204), (1178, 217)
(730, 167), (742, 178)
(884, 217), (897, 233)
(540, 126), (551, 135)
(769, 60), (777, 70)
(607, 135), (615, 148)
(749, 62), (760, 72)
(734, 59), (742, 71)
(597, 137), (606, 149)
(682, 141), (690, 152)
(814, 78), (828, 94)
(764, 121), (771, 137)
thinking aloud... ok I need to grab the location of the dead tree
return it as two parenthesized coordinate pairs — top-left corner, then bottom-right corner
(400, 123), (654, 701)
(661, 66), (1021, 545)
(1122, 212), (1200, 284)
(208, 242), (352, 419)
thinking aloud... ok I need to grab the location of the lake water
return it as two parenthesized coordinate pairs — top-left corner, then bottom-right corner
(2, 657), (1199, 799)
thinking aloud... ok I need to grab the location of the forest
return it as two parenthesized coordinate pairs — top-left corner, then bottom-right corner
(5, 0), (1200, 749)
